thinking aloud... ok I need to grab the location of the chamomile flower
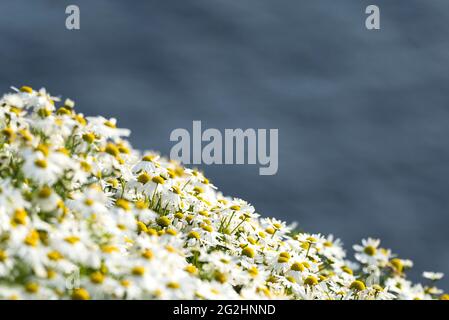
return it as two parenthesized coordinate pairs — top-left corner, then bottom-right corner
(353, 238), (389, 266)
(0, 87), (442, 300)
(423, 271), (444, 281)
(22, 150), (62, 185)
(86, 116), (130, 140)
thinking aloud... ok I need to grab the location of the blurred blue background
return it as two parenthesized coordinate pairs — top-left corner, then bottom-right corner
(1, 0), (448, 289)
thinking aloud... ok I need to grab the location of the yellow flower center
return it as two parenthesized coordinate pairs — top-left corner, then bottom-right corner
(135, 200), (148, 210)
(390, 258), (404, 273)
(101, 245), (119, 253)
(0, 250), (7, 262)
(34, 159), (48, 168)
(342, 266), (353, 275)
(38, 108), (52, 117)
(280, 252), (291, 259)
(156, 216), (171, 227)
(137, 172), (151, 184)
(137, 221), (148, 233)
(364, 245), (377, 256)
(214, 272), (227, 284)
(90, 272), (105, 284)
(350, 280), (366, 291)
(82, 132), (96, 144)
(304, 275), (319, 286)
(291, 262), (305, 272)
(188, 231), (201, 240)
(193, 186), (204, 194)
(64, 236), (80, 244)
(105, 143), (120, 157)
(142, 250), (154, 260)
(152, 176), (165, 185)
(25, 282), (39, 293)
(57, 107), (71, 115)
(24, 230), (40, 247)
(373, 285), (383, 292)
(132, 266), (145, 276)
(38, 187), (52, 199)
(199, 210), (209, 217)
(167, 282), (181, 289)
(184, 265), (198, 275)
(146, 228), (158, 236)
(247, 236), (257, 245)
(72, 288), (90, 300)
(117, 144), (130, 154)
(20, 86), (33, 93)
(47, 251), (63, 261)
(142, 154), (155, 162)
(242, 247), (255, 258)
(201, 224), (213, 233)
(12, 208), (27, 225)
(175, 212), (184, 219)
(75, 114), (86, 125)
(277, 256), (290, 263)
(116, 198), (131, 211)
(166, 229), (177, 236)
(104, 120), (116, 128)
(80, 161), (92, 172)
(121, 280), (130, 287)
(248, 267), (259, 277)
(2, 127), (15, 141)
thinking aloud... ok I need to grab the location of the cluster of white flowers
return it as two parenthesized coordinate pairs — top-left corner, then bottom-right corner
(0, 86), (446, 300)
